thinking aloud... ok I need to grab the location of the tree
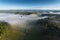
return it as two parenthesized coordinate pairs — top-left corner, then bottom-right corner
(0, 21), (11, 40)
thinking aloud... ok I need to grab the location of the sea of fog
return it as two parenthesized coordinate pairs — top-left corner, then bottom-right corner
(0, 13), (48, 28)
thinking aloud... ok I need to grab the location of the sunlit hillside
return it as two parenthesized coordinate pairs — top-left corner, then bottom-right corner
(0, 11), (60, 40)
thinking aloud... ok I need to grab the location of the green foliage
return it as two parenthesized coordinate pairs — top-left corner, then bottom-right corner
(0, 18), (60, 40)
(15, 12), (32, 15)
(0, 21), (11, 40)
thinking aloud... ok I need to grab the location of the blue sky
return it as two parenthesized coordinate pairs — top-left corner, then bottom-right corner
(0, 0), (60, 10)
